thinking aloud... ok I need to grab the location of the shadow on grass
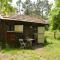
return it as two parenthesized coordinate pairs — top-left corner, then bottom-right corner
(0, 38), (53, 53)
(1, 42), (53, 53)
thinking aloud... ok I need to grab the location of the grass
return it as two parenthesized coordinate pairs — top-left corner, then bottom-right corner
(39, 38), (60, 60)
(0, 49), (40, 60)
(0, 31), (60, 60)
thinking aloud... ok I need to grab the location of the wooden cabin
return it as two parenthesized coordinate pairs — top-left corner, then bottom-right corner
(0, 14), (48, 48)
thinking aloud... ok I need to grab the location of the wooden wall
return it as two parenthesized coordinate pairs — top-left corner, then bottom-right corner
(0, 20), (45, 48)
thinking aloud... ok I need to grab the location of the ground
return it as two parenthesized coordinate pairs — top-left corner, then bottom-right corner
(0, 31), (60, 60)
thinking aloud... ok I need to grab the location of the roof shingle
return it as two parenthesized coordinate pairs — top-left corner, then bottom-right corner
(1, 14), (48, 24)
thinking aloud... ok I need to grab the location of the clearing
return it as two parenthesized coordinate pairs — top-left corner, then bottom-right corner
(0, 38), (60, 60)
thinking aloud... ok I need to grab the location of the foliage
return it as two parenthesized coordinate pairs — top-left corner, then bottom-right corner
(16, 0), (51, 19)
(16, 0), (21, 13)
(55, 0), (60, 7)
(22, 0), (32, 15)
(35, 0), (51, 19)
(50, 0), (60, 30)
(0, 0), (17, 15)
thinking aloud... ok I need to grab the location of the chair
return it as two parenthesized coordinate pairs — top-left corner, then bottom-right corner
(19, 39), (26, 48)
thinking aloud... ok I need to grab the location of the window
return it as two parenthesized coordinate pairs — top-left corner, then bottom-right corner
(7, 25), (14, 31)
(14, 25), (23, 32)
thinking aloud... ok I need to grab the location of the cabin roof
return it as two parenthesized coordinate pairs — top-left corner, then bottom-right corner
(0, 14), (48, 25)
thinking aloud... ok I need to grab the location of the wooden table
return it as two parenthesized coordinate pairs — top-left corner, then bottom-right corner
(26, 38), (34, 47)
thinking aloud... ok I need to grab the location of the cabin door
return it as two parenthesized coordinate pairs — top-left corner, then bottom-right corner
(6, 32), (16, 47)
(38, 27), (45, 43)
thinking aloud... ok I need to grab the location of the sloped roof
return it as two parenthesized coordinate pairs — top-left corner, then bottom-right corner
(1, 14), (48, 24)
(0, 15), (3, 19)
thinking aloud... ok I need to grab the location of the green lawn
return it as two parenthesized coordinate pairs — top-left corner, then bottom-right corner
(0, 32), (60, 60)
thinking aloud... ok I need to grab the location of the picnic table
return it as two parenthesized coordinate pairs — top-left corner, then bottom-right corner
(26, 38), (34, 47)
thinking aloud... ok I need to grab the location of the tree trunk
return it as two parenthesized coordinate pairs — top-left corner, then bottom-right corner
(54, 30), (56, 39)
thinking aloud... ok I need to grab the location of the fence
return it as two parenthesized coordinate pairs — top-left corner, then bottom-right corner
(45, 31), (60, 39)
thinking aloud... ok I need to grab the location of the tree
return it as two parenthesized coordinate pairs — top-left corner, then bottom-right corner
(35, 0), (51, 19)
(16, 0), (51, 19)
(50, 0), (60, 39)
(22, 0), (32, 15)
(0, 0), (16, 16)
(50, 0), (60, 30)
(16, 0), (21, 13)
(56, 0), (60, 7)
